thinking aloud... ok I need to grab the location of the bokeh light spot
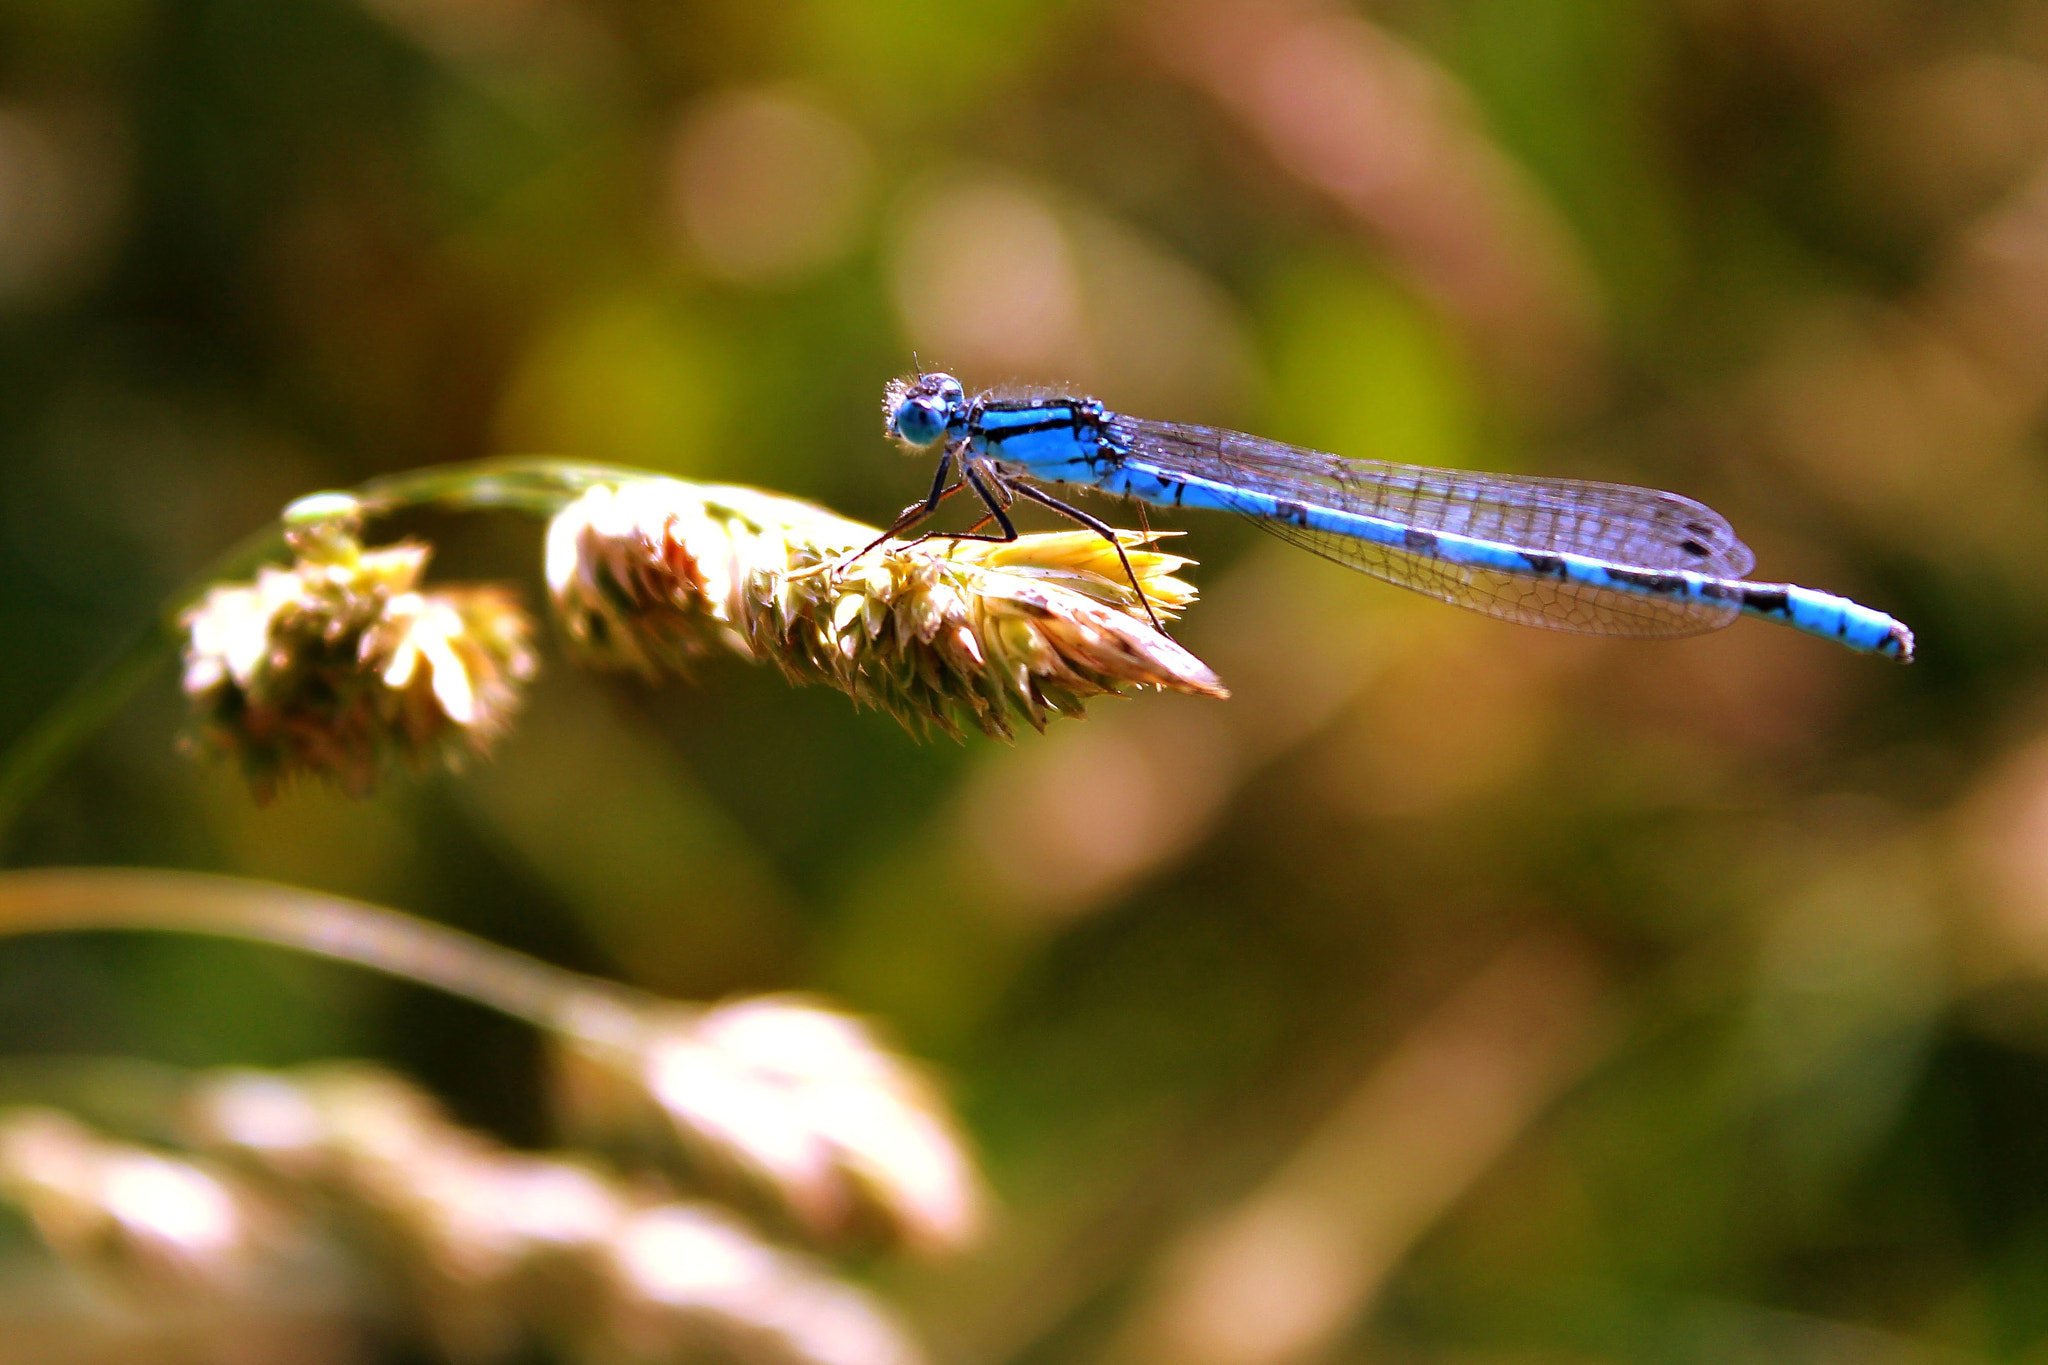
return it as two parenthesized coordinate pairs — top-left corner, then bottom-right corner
(668, 88), (874, 286)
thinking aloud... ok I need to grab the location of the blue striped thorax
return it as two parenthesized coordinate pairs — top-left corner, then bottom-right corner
(969, 396), (1113, 482)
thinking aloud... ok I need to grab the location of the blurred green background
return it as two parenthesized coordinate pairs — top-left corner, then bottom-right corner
(5, 0), (2048, 1359)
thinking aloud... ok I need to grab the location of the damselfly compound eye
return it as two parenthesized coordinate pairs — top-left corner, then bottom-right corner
(891, 396), (947, 447)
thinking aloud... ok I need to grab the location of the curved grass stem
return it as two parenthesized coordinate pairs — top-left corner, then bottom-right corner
(0, 866), (653, 1045)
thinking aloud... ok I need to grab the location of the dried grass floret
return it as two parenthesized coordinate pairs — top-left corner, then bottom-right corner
(180, 508), (538, 798)
(546, 478), (1227, 739)
(0, 1107), (281, 1296)
(554, 995), (983, 1255)
(0, 1073), (932, 1364)
(176, 1063), (921, 1365)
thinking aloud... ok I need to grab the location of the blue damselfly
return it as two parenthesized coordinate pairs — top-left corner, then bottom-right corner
(858, 372), (1914, 661)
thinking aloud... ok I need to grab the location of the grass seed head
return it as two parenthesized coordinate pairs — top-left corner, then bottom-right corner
(546, 478), (1227, 739)
(180, 512), (538, 799)
(553, 995), (984, 1255)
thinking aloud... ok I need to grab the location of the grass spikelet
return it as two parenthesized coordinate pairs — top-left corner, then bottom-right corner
(546, 478), (1228, 739)
(0, 1107), (278, 1296)
(179, 500), (538, 799)
(552, 995), (983, 1255)
(0, 1063), (924, 1365)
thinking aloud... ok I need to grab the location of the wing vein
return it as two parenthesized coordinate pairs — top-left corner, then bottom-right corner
(1109, 417), (1747, 639)
(1112, 416), (1755, 577)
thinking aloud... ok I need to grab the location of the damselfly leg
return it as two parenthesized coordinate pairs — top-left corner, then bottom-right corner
(807, 446), (968, 577)
(845, 433), (1172, 636)
(1007, 479), (1168, 635)
(899, 465), (1017, 549)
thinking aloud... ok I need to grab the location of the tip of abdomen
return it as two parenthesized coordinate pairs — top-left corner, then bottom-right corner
(1883, 621), (1916, 663)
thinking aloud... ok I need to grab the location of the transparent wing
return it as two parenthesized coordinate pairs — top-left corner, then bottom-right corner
(1111, 417), (1756, 578)
(1248, 516), (1739, 638)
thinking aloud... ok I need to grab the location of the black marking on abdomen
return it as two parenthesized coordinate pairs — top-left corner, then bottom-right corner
(1404, 528), (1439, 552)
(1742, 587), (1790, 617)
(1276, 499), (1311, 527)
(1519, 550), (1565, 576)
(1608, 567), (1690, 596)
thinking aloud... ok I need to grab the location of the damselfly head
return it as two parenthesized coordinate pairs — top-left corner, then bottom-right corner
(883, 372), (965, 449)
